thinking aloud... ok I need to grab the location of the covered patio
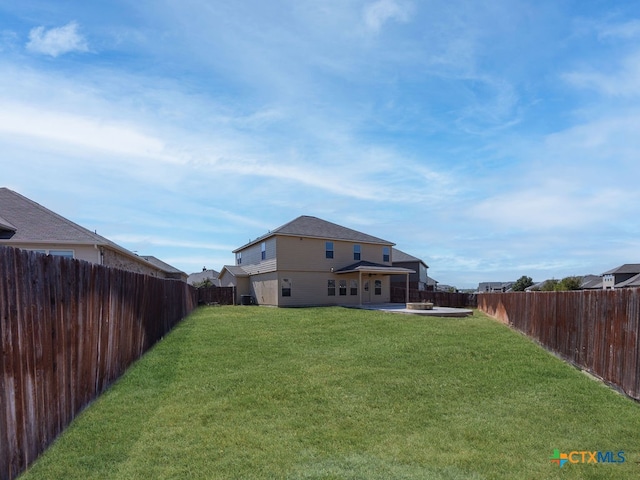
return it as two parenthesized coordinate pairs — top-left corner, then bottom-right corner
(334, 261), (415, 306)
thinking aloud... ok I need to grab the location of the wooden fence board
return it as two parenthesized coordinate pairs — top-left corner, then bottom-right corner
(0, 246), (196, 480)
(478, 289), (640, 401)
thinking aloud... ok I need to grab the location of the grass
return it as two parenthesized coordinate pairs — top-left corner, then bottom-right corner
(20, 306), (640, 479)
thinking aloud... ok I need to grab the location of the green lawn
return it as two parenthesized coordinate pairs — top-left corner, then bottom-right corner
(20, 306), (640, 479)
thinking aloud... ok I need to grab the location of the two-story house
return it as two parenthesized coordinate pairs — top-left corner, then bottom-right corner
(219, 215), (414, 306)
(602, 264), (640, 289)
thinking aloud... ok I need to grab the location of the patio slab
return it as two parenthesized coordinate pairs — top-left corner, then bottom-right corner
(349, 303), (473, 317)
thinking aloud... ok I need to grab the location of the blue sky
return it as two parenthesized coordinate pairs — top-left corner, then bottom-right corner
(2, 1), (640, 289)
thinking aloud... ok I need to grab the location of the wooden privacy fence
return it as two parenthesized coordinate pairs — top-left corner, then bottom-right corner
(197, 285), (234, 305)
(478, 289), (640, 401)
(391, 287), (477, 308)
(0, 246), (197, 480)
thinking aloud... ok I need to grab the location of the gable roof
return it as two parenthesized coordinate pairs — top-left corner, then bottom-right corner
(602, 264), (640, 275)
(234, 215), (393, 252)
(0, 188), (181, 276)
(0, 187), (113, 245)
(219, 265), (249, 277)
(616, 272), (640, 288)
(392, 247), (429, 268)
(335, 260), (415, 275)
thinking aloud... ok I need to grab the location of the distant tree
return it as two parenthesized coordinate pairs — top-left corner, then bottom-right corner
(512, 275), (534, 291)
(540, 279), (559, 291)
(555, 276), (583, 291)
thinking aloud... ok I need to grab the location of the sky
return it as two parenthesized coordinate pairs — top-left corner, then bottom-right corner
(1, 0), (640, 289)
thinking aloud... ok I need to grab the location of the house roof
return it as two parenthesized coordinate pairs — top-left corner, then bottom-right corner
(187, 268), (220, 285)
(602, 264), (640, 275)
(219, 265), (249, 277)
(0, 187), (116, 245)
(335, 260), (415, 275)
(234, 215), (393, 252)
(140, 256), (186, 276)
(616, 273), (640, 288)
(0, 187), (180, 276)
(392, 247), (429, 268)
(0, 214), (16, 232)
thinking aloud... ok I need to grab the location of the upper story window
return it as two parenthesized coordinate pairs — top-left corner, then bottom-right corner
(236, 252), (242, 265)
(382, 246), (390, 262)
(353, 244), (361, 261)
(261, 242), (266, 260)
(326, 241), (334, 259)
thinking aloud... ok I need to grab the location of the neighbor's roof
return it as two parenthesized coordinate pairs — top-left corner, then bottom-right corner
(602, 264), (640, 275)
(140, 256), (186, 276)
(0, 187), (116, 246)
(616, 273), (640, 288)
(234, 215), (393, 252)
(219, 265), (249, 277)
(187, 269), (220, 285)
(392, 247), (429, 268)
(0, 187), (178, 275)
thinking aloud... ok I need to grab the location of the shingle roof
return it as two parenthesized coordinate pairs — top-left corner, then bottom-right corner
(391, 247), (428, 268)
(140, 256), (186, 275)
(0, 187), (111, 245)
(0, 188), (179, 275)
(220, 265), (249, 277)
(617, 273), (640, 288)
(602, 264), (640, 275)
(234, 215), (393, 252)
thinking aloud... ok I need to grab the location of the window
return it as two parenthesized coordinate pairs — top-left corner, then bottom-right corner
(353, 244), (361, 261)
(49, 250), (74, 258)
(350, 279), (358, 296)
(261, 242), (266, 260)
(382, 246), (390, 262)
(236, 252), (242, 265)
(328, 279), (336, 296)
(339, 280), (347, 296)
(29, 249), (74, 258)
(374, 280), (382, 295)
(325, 241), (334, 259)
(282, 278), (291, 297)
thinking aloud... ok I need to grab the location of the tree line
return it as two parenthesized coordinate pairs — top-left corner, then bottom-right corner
(512, 275), (583, 292)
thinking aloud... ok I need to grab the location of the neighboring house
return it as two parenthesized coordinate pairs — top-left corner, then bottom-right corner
(477, 281), (514, 293)
(580, 275), (603, 290)
(187, 268), (220, 286)
(390, 248), (430, 291)
(0, 187), (186, 280)
(602, 264), (640, 289)
(220, 215), (414, 307)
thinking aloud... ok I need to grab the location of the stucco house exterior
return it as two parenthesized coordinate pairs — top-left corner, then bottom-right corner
(0, 187), (186, 280)
(220, 215), (414, 306)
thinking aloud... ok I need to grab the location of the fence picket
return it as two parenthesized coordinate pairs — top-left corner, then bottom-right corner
(478, 289), (640, 401)
(0, 246), (196, 480)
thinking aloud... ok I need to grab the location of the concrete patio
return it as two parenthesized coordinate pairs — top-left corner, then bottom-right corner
(349, 303), (473, 317)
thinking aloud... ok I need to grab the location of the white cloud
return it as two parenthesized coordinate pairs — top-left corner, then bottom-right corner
(26, 21), (88, 57)
(363, 0), (412, 33)
(0, 101), (170, 160)
(563, 50), (640, 97)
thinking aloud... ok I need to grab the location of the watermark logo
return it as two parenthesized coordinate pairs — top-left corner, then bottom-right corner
(550, 449), (625, 467)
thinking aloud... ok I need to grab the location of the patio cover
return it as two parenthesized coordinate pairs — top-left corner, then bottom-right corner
(335, 261), (415, 305)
